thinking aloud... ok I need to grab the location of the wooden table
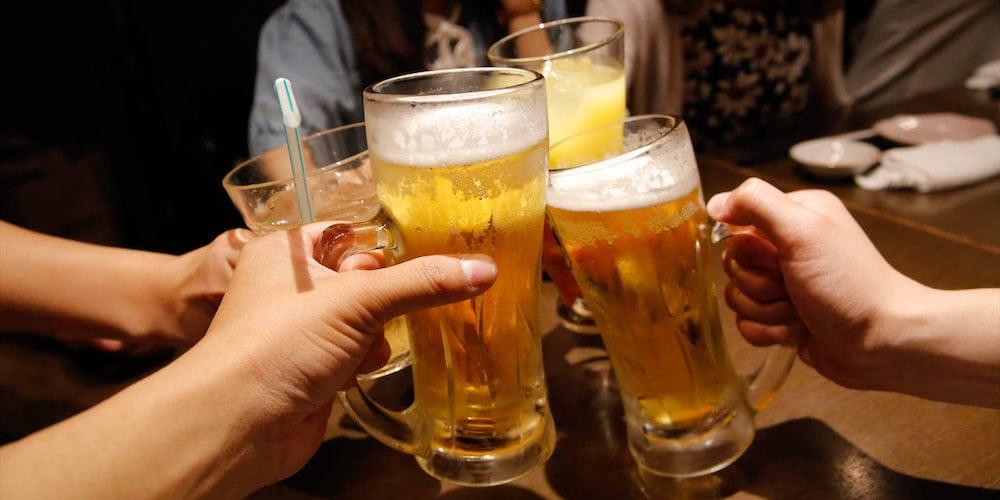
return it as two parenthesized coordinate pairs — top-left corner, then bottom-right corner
(2, 89), (998, 499)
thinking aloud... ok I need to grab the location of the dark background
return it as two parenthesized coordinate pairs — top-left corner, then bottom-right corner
(1, 0), (863, 254)
(1, 0), (284, 252)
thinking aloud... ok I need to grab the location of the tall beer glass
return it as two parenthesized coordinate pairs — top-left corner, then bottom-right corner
(223, 123), (408, 380)
(489, 17), (626, 333)
(316, 68), (555, 486)
(546, 115), (795, 477)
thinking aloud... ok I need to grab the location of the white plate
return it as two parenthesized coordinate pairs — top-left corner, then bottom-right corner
(789, 139), (881, 178)
(873, 113), (997, 145)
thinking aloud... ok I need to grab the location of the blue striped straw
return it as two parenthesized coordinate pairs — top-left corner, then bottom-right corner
(274, 77), (314, 224)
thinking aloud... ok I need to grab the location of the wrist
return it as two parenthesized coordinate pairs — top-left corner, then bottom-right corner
(146, 253), (192, 344)
(842, 274), (930, 392)
(104, 250), (186, 344)
(153, 248), (222, 346)
(868, 275), (932, 351)
(185, 329), (325, 492)
(868, 282), (1000, 406)
(6, 340), (270, 499)
(148, 340), (275, 496)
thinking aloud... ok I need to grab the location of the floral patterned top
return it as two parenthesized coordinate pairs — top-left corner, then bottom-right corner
(681, 2), (813, 146)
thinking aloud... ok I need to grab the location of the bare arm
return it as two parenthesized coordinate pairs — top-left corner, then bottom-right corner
(0, 221), (247, 345)
(878, 286), (1000, 407)
(502, 0), (551, 58)
(710, 179), (999, 408)
(0, 344), (261, 499)
(0, 224), (497, 498)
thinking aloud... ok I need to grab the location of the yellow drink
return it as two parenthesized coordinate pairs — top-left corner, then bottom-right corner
(547, 188), (738, 428)
(544, 58), (627, 167)
(348, 67), (555, 485)
(371, 141), (550, 452)
(542, 114), (791, 478)
(547, 118), (740, 430)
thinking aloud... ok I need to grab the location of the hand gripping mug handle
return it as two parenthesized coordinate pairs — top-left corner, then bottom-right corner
(313, 216), (419, 455)
(710, 221), (796, 413)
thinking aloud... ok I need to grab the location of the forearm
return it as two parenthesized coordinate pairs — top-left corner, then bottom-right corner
(506, 11), (549, 58)
(508, 10), (542, 32)
(879, 286), (1000, 408)
(0, 221), (182, 343)
(0, 342), (264, 499)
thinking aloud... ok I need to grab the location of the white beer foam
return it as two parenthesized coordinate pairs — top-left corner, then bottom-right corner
(547, 134), (700, 212)
(367, 92), (547, 167)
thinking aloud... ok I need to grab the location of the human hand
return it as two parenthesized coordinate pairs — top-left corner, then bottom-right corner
(0, 223), (498, 499)
(189, 223), (497, 490)
(707, 179), (920, 391)
(0, 222), (251, 350)
(158, 228), (253, 346)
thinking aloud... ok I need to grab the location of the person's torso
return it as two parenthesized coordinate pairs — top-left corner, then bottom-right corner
(681, 2), (813, 146)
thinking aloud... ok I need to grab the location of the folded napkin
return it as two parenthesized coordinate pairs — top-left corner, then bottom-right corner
(965, 59), (1000, 90)
(855, 135), (1000, 193)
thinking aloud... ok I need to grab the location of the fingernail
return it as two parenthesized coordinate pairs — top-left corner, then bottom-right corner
(460, 255), (497, 288)
(706, 192), (729, 218)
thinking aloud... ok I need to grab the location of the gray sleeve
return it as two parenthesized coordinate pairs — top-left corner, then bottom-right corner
(247, 0), (363, 155)
(846, 0), (1000, 108)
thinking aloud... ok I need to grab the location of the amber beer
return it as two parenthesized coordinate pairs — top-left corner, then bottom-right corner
(333, 67), (555, 486)
(547, 116), (795, 477)
(546, 116), (742, 433)
(372, 142), (550, 452)
(548, 187), (738, 428)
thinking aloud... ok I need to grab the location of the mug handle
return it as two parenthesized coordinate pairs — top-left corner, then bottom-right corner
(710, 222), (796, 413)
(313, 218), (419, 455)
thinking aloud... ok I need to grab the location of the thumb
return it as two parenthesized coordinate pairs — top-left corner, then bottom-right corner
(351, 254), (497, 323)
(706, 178), (815, 249)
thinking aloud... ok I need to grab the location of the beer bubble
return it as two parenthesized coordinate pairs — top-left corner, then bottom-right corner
(367, 92), (548, 168)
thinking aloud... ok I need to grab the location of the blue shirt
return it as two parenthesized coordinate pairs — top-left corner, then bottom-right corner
(249, 0), (567, 155)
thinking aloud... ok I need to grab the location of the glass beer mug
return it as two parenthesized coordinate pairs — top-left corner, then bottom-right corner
(315, 68), (555, 486)
(545, 115), (796, 477)
(223, 122), (409, 380)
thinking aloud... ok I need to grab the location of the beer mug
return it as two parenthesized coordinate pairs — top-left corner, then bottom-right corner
(316, 68), (555, 486)
(223, 123), (408, 380)
(490, 16), (627, 334)
(546, 115), (795, 477)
